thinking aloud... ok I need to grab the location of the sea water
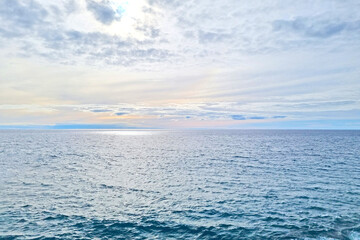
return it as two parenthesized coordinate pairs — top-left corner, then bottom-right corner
(0, 130), (359, 239)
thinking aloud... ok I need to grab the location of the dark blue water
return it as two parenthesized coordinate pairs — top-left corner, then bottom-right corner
(1, 130), (360, 239)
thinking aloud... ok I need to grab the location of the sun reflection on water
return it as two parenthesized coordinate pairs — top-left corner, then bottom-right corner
(96, 130), (158, 136)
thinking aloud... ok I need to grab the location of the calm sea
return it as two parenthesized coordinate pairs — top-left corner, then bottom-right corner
(1, 130), (359, 239)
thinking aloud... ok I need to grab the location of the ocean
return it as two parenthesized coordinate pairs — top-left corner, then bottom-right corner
(0, 130), (359, 239)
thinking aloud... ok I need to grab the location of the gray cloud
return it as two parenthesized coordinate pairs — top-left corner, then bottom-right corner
(249, 116), (266, 120)
(231, 115), (246, 120)
(272, 116), (286, 119)
(0, 0), (47, 29)
(64, 0), (79, 14)
(273, 100), (359, 111)
(0, 3), (171, 66)
(74, 104), (291, 122)
(0, 0), (172, 65)
(86, 0), (118, 25)
(0, 0), (359, 69)
(115, 112), (128, 116)
(0, 0), (48, 41)
(198, 30), (231, 43)
(273, 17), (360, 38)
(136, 25), (160, 38)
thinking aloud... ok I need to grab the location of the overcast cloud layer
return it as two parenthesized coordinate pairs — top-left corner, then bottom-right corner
(0, 0), (359, 129)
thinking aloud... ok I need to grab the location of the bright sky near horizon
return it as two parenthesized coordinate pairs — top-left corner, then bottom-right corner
(0, 0), (359, 129)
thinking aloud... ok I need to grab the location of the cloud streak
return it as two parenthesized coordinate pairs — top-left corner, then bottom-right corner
(273, 18), (360, 38)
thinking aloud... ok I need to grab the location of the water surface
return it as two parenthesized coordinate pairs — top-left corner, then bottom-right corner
(1, 130), (360, 239)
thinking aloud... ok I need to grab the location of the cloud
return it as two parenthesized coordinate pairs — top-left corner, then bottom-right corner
(231, 115), (246, 120)
(198, 30), (231, 43)
(0, 0), (47, 29)
(0, 0), (171, 66)
(115, 112), (128, 116)
(86, 0), (118, 25)
(249, 116), (266, 120)
(147, 0), (183, 8)
(0, 0), (48, 40)
(273, 17), (360, 38)
(231, 115), (270, 120)
(1, 0), (359, 67)
(1, 26), (170, 65)
(1, 102), (359, 128)
(91, 109), (112, 112)
(136, 25), (160, 38)
(64, 0), (79, 14)
(272, 116), (286, 119)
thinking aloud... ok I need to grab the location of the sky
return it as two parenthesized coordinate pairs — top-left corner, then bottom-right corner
(0, 0), (359, 129)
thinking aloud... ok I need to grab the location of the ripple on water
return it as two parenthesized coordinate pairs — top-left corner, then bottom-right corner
(0, 129), (360, 239)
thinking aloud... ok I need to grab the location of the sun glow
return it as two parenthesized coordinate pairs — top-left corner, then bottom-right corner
(110, 0), (129, 17)
(105, 0), (152, 38)
(97, 130), (156, 136)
